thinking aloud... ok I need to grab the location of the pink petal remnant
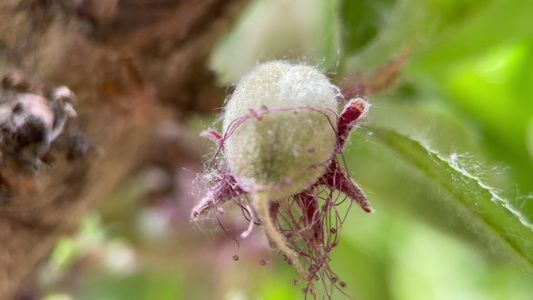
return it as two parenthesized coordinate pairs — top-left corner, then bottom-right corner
(319, 159), (374, 213)
(200, 130), (224, 147)
(337, 98), (368, 149)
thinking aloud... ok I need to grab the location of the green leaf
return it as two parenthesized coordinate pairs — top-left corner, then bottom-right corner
(416, 0), (533, 69)
(368, 126), (533, 269)
(434, 43), (533, 212)
(338, 0), (396, 53)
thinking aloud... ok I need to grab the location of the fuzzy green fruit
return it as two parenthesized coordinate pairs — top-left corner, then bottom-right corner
(223, 61), (339, 200)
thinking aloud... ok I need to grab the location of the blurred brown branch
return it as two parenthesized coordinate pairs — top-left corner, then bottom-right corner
(0, 0), (249, 298)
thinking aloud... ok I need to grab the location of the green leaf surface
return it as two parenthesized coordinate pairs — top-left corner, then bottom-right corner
(368, 126), (533, 269)
(338, 0), (396, 53)
(411, 40), (533, 217)
(415, 0), (533, 69)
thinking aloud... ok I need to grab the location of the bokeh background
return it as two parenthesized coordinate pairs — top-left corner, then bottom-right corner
(38, 0), (533, 299)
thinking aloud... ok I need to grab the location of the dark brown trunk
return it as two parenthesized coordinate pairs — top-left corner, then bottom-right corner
(0, 0), (249, 298)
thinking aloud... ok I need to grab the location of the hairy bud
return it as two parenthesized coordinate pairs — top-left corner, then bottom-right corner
(193, 61), (373, 296)
(223, 61), (338, 200)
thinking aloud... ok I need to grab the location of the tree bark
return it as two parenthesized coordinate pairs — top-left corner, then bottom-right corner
(0, 0), (249, 298)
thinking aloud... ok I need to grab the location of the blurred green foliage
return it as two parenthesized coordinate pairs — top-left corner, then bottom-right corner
(339, 0), (396, 53)
(44, 0), (533, 299)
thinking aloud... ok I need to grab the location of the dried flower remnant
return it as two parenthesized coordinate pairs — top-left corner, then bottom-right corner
(0, 70), (81, 172)
(192, 61), (373, 296)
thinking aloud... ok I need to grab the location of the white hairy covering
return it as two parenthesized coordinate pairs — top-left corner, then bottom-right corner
(223, 61), (339, 200)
